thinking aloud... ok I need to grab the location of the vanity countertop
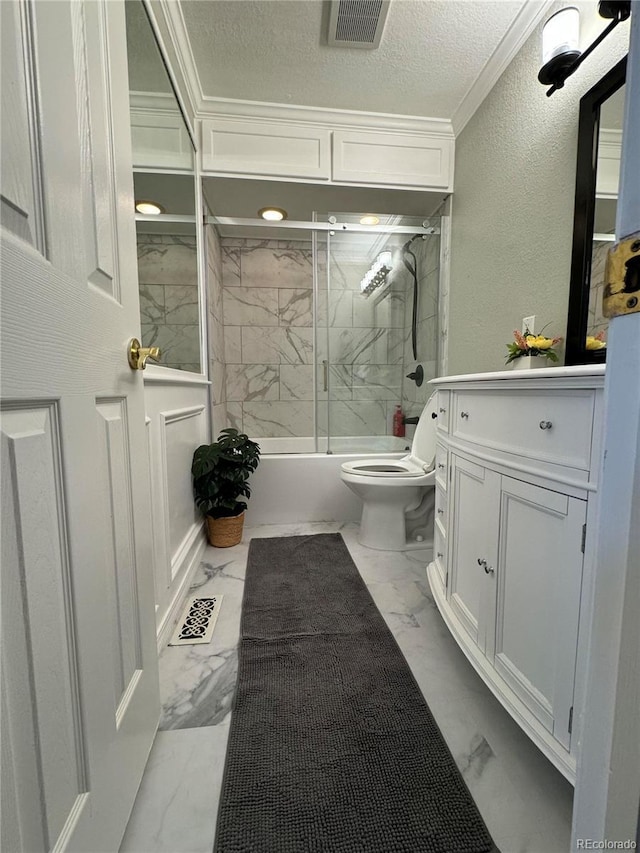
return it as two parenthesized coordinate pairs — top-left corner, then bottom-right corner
(430, 364), (606, 386)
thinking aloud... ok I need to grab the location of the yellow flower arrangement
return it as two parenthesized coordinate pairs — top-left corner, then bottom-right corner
(585, 331), (606, 350)
(505, 328), (562, 364)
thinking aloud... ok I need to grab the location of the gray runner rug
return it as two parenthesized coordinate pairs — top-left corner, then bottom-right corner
(214, 533), (498, 853)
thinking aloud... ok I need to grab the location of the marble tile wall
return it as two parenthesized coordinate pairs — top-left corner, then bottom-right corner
(207, 231), (441, 443)
(396, 235), (441, 437)
(206, 227), (228, 435)
(219, 237), (409, 440)
(138, 234), (201, 372)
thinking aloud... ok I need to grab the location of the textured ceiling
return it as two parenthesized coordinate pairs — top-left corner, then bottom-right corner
(180, 0), (526, 118)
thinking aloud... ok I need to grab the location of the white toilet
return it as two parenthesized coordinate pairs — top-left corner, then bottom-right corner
(340, 394), (438, 551)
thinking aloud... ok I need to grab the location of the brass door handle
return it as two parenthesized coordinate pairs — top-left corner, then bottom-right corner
(128, 338), (161, 370)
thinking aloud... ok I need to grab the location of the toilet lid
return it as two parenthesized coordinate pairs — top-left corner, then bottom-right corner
(410, 393), (438, 468)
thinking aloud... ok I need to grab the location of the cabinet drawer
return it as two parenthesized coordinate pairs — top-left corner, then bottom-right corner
(435, 390), (450, 433)
(452, 389), (595, 470)
(435, 444), (448, 490)
(435, 484), (448, 532)
(434, 522), (447, 588)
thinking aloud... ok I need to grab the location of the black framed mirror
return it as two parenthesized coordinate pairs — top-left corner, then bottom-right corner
(566, 56), (626, 365)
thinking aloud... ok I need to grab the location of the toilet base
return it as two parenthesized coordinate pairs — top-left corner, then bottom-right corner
(357, 492), (435, 552)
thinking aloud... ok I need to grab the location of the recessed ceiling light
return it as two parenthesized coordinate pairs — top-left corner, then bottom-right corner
(258, 207), (288, 221)
(135, 200), (165, 215)
(360, 214), (380, 226)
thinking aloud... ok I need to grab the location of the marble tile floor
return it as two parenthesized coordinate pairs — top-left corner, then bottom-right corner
(120, 521), (573, 853)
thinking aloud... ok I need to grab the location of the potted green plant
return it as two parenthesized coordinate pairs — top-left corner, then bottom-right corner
(191, 428), (261, 547)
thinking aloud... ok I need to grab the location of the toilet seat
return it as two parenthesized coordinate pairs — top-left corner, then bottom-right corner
(341, 456), (428, 478)
(340, 393), (439, 481)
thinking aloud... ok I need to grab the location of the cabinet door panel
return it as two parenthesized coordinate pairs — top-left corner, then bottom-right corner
(493, 476), (585, 748)
(449, 456), (499, 651)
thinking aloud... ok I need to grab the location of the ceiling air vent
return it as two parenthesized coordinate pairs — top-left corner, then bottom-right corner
(327, 0), (390, 49)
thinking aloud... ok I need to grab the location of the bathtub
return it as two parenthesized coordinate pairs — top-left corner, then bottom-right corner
(254, 435), (411, 455)
(245, 436), (409, 525)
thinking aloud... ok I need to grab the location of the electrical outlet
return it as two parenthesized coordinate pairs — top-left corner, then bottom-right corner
(522, 315), (536, 334)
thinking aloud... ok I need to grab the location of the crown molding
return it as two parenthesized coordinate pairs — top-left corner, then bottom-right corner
(197, 95), (455, 138)
(129, 90), (182, 114)
(154, 0), (206, 119)
(154, 0), (554, 146)
(451, 0), (556, 136)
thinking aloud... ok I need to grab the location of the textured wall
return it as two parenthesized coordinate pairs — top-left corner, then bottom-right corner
(448, 13), (629, 375)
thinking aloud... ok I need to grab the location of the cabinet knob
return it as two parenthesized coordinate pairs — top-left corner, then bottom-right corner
(539, 420), (553, 430)
(437, 508), (444, 514)
(437, 552), (444, 558)
(460, 411), (469, 419)
(438, 463), (445, 469)
(439, 407), (447, 414)
(477, 557), (494, 574)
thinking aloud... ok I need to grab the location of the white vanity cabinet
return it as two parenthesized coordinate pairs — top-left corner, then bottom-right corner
(427, 367), (606, 782)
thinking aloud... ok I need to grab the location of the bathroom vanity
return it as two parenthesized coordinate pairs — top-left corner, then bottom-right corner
(427, 366), (606, 783)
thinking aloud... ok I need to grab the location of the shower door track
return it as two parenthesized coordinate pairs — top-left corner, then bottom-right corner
(207, 216), (436, 235)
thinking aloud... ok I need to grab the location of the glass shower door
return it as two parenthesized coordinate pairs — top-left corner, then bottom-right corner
(323, 216), (440, 454)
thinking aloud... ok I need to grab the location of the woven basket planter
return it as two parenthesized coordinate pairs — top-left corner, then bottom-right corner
(206, 511), (245, 548)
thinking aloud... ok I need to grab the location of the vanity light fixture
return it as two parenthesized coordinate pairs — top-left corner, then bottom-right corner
(360, 214), (380, 226)
(135, 200), (165, 215)
(258, 207), (288, 221)
(539, 1), (630, 96)
(360, 251), (393, 296)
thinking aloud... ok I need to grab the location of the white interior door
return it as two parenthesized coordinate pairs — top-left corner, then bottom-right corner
(1, 2), (159, 850)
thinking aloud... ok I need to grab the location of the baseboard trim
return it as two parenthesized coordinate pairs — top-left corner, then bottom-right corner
(156, 523), (207, 653)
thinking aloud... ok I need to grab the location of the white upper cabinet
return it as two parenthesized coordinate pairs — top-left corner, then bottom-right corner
(201, 118), (331, 180)
(332, 130), (454, 189)
(130, 93), (193, 171)
(200, 115), (454, 191)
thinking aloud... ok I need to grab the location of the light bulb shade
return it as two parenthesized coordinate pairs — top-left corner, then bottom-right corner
(135, 200), (165, 215)
(258, 207), (288, 221)
(539, 7), (581, 86)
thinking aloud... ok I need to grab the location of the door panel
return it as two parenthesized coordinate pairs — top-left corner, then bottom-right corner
(96, 399), (144, 709)
(449, 455), (500, 651)
(1, 404), (87, 848)
(1, 2), (159, 850)
(0, 0), (44, 250)
(493, 476), (586, 747)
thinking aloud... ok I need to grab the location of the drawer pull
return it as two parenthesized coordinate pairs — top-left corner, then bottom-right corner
(477, 557), (494, 575)
(539, 420), (553, 430)
(460, 411), (469, 419)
